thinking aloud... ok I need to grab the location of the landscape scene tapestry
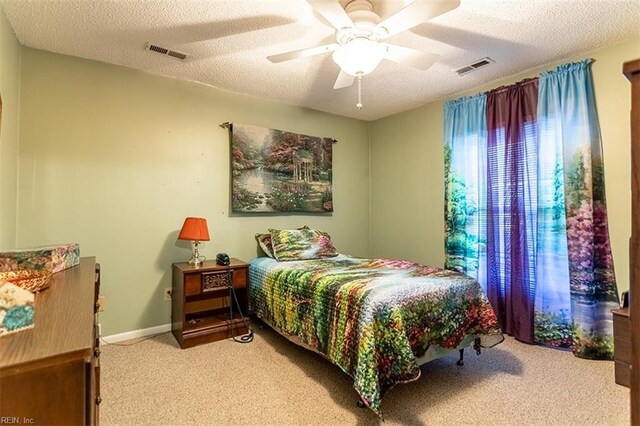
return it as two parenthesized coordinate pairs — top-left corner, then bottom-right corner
(231, 123), (333, 213)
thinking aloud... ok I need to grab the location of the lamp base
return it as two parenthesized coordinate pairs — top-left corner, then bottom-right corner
(187, 255), (204, 267)
(188, 241), (206, 267)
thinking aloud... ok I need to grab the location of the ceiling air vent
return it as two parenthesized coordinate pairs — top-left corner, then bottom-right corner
(146, 43), (188, 61)
(455, 57), (495, 76)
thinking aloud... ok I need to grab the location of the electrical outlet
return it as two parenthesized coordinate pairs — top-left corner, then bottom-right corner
(163, 288), (172, 302)
(97, 295), (106, 312)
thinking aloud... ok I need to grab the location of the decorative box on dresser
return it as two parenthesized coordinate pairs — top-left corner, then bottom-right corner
(624, 58), (640, 425)
(172, 258), (249, 349)
(0, 257), (101, 425)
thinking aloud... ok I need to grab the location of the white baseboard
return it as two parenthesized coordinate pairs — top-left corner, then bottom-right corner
(101, 323), (171, 344)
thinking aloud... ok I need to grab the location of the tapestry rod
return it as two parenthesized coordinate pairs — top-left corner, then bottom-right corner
(219, 121), (337, 143)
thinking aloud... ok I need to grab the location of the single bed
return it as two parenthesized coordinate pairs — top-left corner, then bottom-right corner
(248, 253), (503, 415)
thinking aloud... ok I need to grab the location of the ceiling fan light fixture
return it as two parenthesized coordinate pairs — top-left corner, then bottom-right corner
(332, 38), (386, 76)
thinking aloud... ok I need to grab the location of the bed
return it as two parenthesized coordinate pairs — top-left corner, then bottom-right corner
(248, 249), (504, 415)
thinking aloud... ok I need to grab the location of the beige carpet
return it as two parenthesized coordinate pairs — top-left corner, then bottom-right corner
(100, 327), (629, 425)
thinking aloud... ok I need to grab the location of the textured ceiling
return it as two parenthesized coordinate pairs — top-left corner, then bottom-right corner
(2, 0), (639, 121)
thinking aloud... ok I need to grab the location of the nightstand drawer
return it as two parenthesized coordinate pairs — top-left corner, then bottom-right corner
(232, 268), (247, 288)
(185, 274), (201, 296)
(184, 269), (246, 296)
(202, 271), (230, 292)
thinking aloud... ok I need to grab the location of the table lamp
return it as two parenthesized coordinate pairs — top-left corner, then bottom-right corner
(178, 217), (210, 266)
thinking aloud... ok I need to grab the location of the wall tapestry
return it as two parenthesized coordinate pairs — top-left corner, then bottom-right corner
(229, 123), (334, 213)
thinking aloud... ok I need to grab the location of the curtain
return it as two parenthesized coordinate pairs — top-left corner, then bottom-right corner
(485, 79), (539, 343)
(535, 59), (618, 359)
(443, 59), (619, 359)
(444, 94), (487, 284)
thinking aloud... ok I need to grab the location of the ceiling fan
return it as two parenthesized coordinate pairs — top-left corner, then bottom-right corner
(267, 0), (460, 108)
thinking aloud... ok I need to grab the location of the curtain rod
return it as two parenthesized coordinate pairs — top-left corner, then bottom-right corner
(218, 121), (337, 143)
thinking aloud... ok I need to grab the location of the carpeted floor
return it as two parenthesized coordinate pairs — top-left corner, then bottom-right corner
(100, 327), (629, 425)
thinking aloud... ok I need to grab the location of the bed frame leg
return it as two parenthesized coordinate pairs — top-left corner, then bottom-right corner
(474, 337), (482, 355)
(456, 348), (464, 366)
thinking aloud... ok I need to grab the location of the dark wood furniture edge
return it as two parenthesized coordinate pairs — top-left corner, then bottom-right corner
(172, 257), (248, 272)
(623, 59), (640, 78)
(613, 308), (631, 387)
(0, 348), (93, 377)
(624, 58), (640, 426)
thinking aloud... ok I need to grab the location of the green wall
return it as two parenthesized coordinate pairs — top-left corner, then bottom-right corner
(0, 5), (20, 249)
(5, 1), (638, 335)
(370, 36), (640, 296)
(16, 48), (370, 335)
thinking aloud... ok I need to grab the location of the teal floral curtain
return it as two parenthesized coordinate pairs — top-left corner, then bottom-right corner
(444, 59), (619, 359)
(535, 59), (619, 358)
(444, 94), (487, 285)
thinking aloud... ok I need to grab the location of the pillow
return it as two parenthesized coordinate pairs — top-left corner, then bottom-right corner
(255, 233), (275, 258)
(256, 226), (310, 259)
(269, 227), (338, 261)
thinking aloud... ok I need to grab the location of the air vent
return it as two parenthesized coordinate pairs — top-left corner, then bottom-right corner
(455, 57), (495, 76)
(146, 43), (188, 61)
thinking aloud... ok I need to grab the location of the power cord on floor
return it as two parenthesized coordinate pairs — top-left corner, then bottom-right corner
(227, 267), (254, 343)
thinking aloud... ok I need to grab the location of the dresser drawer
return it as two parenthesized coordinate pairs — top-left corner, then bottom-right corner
(615, 337), (632, 364)
(615, 361), (631, 387)
(612, 308), (630, 388)
(613, 312), (630, 339)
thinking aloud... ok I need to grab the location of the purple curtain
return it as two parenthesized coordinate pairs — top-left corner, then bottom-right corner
(486, 78), (539, 343)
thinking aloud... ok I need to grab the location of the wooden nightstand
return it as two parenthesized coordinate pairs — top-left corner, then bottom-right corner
(171, 258), (249, 349)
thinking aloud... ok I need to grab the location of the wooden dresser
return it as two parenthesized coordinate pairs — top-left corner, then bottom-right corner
(0, 257), (101, 425)
(624, 58), (640, 425)
(612, 307), (630, 387)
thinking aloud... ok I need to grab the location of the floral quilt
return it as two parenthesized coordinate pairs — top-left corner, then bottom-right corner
(249, 255), (503, 415)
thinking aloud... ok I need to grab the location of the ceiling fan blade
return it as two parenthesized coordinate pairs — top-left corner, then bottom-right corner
(267, 43), (338, 63)
(375, 0), (460, 39)
(384, 44), (439, 70)
(333, 70), (355, 89)
(306, 0), (354, 30)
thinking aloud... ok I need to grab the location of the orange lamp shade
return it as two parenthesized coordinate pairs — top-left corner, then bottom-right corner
(178, 217), (210, 241)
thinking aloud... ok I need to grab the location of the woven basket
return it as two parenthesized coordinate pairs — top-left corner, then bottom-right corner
(0, 269), (52, 293)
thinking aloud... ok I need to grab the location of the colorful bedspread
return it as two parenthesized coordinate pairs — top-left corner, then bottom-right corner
(249, 255), (503, 415)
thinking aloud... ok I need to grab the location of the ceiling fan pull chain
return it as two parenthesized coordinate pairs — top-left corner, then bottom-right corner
(356, 74), (363, 109)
